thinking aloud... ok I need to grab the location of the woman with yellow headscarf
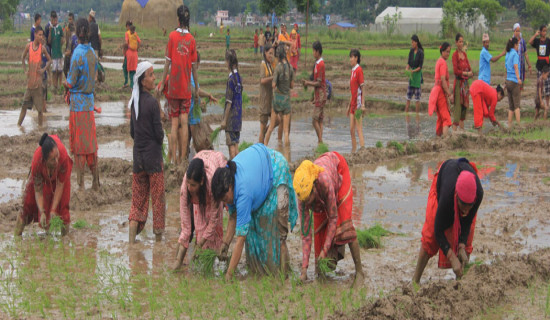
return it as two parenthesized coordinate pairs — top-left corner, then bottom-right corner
(293, 151), (364, 287)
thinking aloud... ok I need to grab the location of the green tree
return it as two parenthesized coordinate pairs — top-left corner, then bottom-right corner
(524, 0), (550, 28)
(259, 0), (289, 16)
(293, 0), (320, 14)
(0, 0), (20, 31)
(383, 7), (402, 36)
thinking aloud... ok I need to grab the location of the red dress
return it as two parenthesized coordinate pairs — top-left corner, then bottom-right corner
(21, 135), (73, 226)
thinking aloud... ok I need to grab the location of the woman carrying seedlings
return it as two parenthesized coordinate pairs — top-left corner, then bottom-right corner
(15, 133), (73, 236)
(451, 33), (473, 132)
(128, 61), (165, 244)
(211, 143), (298, 279)
(173, 150), (227, 270)
(428, 42), (452, 137)
(221, 49), (242, 160)
(348, 49), (366, 153)
(265, 45), (294, 146)
(293, 152), (365, 287)
(412, 158), (483, 284)
(469, 80), (504, 133)
(258, 43), (276, 144)
(505, 37), (522, 127)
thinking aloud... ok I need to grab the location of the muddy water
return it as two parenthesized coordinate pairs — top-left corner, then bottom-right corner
(0, 101), (128, 137)
(0, 178), (24, 204)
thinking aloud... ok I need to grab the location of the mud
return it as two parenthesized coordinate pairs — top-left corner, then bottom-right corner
(333, 249), (550, 320)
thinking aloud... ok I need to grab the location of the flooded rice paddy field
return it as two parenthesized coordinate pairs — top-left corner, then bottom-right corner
(1, 38), (550, 319)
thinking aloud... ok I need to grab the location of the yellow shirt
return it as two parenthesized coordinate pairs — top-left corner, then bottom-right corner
(128, 32), (140, 51)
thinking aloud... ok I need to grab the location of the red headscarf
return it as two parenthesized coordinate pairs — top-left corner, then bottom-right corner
(452, 171), (477, 254)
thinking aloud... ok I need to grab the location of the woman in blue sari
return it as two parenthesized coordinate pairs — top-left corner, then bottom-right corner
(212, 143), (297, 280)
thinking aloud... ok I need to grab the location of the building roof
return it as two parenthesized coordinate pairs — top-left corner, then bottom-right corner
(334, 22), (356, 28)
(375, 7), (443, 24)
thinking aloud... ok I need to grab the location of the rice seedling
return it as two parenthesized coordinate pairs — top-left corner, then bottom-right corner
(48, 216), (65, 236)
(317, 257), (335, 276)
(210, 127), (222, 144)
(545, 283), (550, 316)
(357, 224), (392, 249)
(239, 141), (253, 152)
(192, 249), (218, 277)
(72, 219), (89, 229)
(315, 142), (329, 157)
(387, 141), (404, 154)
(376, 141), (383, 148)
(354, 108), (363, 120)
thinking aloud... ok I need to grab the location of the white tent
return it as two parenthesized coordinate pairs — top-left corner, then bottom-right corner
(373, 7), (486, 35)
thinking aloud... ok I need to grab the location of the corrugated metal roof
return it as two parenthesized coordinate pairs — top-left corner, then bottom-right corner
(334, 22), (356, 28)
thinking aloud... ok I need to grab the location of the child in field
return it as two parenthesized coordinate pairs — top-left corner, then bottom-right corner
(259, 28), (265, 54)
(126, 25), (141, 89)
(348, 49), (366, 152)
(302, 41), (326, 144)
(19, 26), (51, 127)
(265, 45), (294, 145)
(221, 50), (242, 159)
(226, 29), (231, 51)
(535, 65), (550, 120)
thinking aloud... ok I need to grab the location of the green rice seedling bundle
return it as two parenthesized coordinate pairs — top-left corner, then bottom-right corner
(239, 141), (253, 152)
(317, 257), (335, 276)
(315, 143), (329, 157)
(72, 219), (88, 229)
(357, 224), (392, 249)
(355, 108), (363, 120)
(210, 127), (222, 144)
(193, 249), (217, 277)
(49, 216), (64, 236)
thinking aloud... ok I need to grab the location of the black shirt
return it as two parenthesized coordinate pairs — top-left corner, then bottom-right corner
(89, 20), (101, 52)
(130, 91), (164, 174)
(407, 48), (424, 70)
(531, 37), (550, 71)
(435, 158), (483, 256)
(264, 31), (272, 44)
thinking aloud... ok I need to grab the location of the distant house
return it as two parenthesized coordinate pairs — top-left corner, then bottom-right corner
(216, 10), (229, 27)
(328, 22), (356, 31)
(373, 6), (486, 35)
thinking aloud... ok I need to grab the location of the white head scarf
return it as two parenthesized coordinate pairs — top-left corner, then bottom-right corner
(513, 23), (520, 32)
(128, 61), (153, 120)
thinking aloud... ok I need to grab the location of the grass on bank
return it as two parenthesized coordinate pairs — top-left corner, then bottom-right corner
(490, 127), (550, 141)
(0, 236), (370, 319)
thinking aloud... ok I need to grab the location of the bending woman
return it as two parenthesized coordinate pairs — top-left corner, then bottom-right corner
(15, 133), (73, 236)
(293, 152), (364, 287)
(173, 150), (227, 270)
(412, 158), (483, 284)
(469, 80), (504, 133)
(212, 143), (298, 280)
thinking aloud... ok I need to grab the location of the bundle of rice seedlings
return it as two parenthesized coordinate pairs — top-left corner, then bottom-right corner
(315, 143), (329, 157)
(193, 249), (218, 277)
(318, 257), (335, 276)
(463, 260), (483, 275)
(238, 141), (253, 152)
(355, 108), (363, 120)
(357, 224), (392, 249)
(210, 127), (222, 145)
(72, 219), (88, 229)
(49, 216), (65, 236)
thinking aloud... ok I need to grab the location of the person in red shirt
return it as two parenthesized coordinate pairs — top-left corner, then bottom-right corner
(253, 29), (259, 57)
(157, 5), (199, 165)
(294, 24), (301, 64)
(469, 80), (504, 133)
(429, 42), (452, 137)
(348, 49), (366, 153)
(303, 41), (326, 144)
(15, 134), (73, 237)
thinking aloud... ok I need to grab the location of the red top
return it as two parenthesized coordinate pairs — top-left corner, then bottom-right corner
(435, 57), (449, 87)
(452, 50), (471, 80)
(296, 32), (301, 49)
(349, 64), (364, 111)
(314, 58), (326, 107)
(469, 79), (497, 122)
(31, 135), (71, 191)
(165, 29), (197, 100)
(254, 34), (258, 47)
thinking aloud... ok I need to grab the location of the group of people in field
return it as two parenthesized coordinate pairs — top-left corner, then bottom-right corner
(410, 24), (550, 137)
(17, 5), (489, 287)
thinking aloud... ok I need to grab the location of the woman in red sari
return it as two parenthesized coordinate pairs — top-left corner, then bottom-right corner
(452, 33), (473, 132)
(429, 42), (452, 137)
(15, 133), (73, 236)
(294, 152), (364, 287)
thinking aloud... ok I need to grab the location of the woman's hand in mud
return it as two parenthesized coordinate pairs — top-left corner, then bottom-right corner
(447, 250), (463, 279)
(39, 214), (48, 230)
(218, 242), (229, 261)
(458, 244), (469, 269)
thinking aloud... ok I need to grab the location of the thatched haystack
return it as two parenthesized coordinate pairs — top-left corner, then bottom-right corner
(119, 0), (181, 30)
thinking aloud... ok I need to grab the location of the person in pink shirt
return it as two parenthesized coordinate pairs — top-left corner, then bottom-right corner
(469, 80), (504, 134)
(429, 42), (452, 137)
(173, 150), (227, 270)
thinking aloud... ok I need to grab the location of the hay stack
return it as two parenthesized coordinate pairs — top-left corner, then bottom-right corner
(119, 0), (181, 30)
